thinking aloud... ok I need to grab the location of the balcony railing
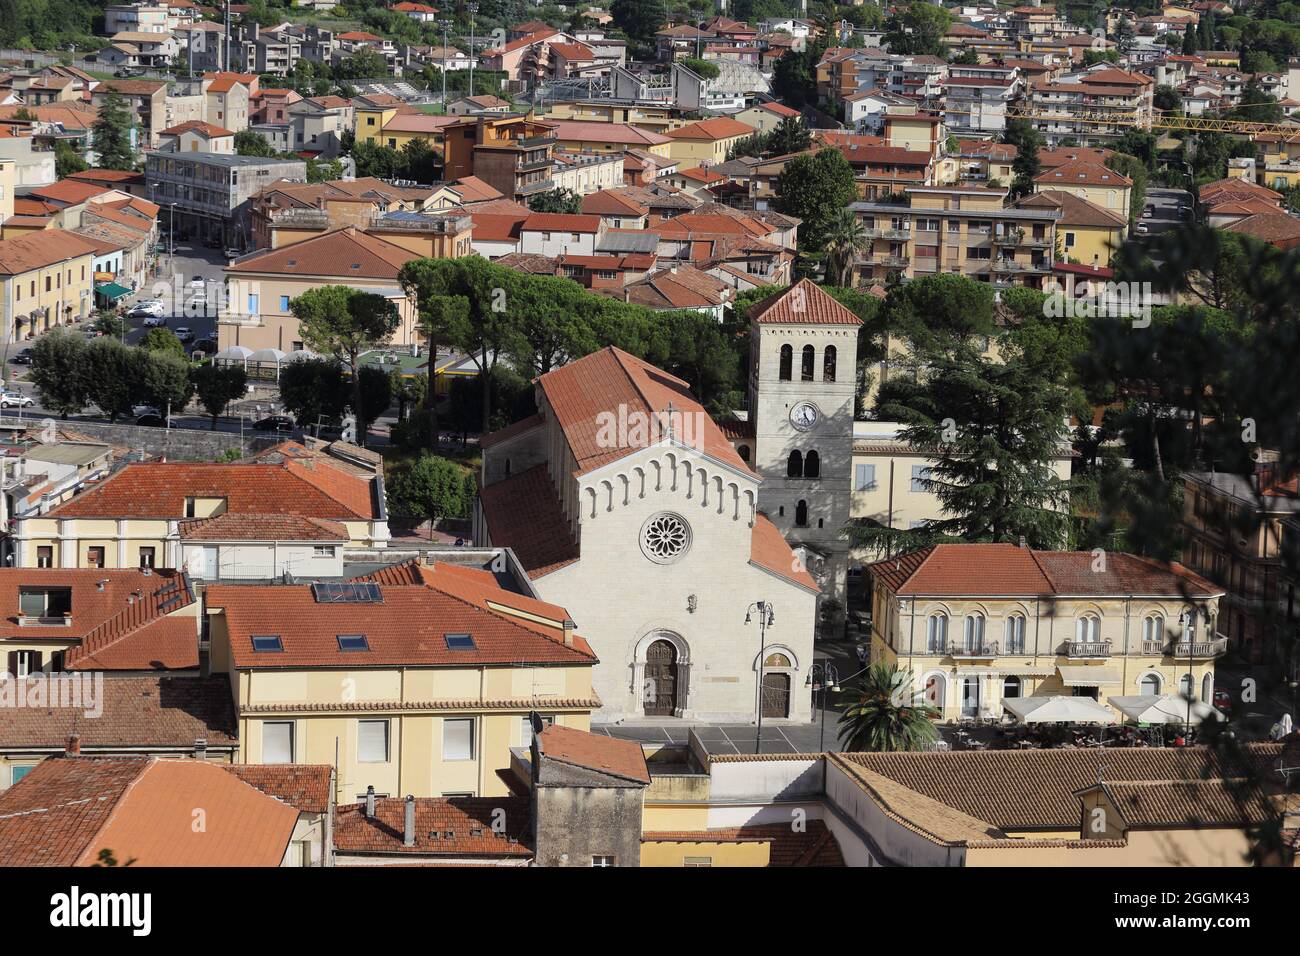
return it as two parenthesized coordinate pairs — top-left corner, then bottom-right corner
(864, 227), (911, 240)
(1063, 640), (1112, 658)
(878, 255), (910, 268)
(1166, 638), (1228, 658)
(946, 640), (999, 658)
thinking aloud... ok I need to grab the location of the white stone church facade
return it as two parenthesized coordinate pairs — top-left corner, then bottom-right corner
(473, 344), (820, 724)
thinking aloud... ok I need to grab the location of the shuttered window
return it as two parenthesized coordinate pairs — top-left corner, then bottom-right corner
(357, 720), (389, 763)
(263, 721), (293, 764)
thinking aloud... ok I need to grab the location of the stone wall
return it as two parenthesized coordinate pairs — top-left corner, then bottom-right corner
(7, 418), (284, 461)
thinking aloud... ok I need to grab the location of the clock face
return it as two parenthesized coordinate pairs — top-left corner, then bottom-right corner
(790, 402), (819, 431)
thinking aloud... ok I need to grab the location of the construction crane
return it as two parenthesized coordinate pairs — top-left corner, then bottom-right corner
(1005, 104), (1300, 138)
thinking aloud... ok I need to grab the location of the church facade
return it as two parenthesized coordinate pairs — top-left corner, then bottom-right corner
(474, 345), (819, 725)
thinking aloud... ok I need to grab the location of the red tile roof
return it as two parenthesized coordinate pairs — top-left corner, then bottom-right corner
(1033, 159), (1131, 187)
(746, 278), (863, 326)
(28, 180), (110, 206)
(477, 464), (580, 577)
(227, 226), (418, 279)
(334, 796), (532, 857)
(0, 756), (300, 866)
(179, 512), (350, 542)
(225, 764), (333, 813)
(665, 117), (757, 141)
(207, 574), (596, 669)
(471, 212), (527, 242)
(161, 119), (234, 137)
(537, 723), (650, 783)
(750, 512), (819, 591)
(49, 459), (379, 521)
(868, 543), (1224, 598)
(0, 675), (236, 749)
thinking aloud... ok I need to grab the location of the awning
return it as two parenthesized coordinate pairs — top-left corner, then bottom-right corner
(1057, 665), (1121, 687)
(94, 282), (132, 301)
(1003, 695), (1117, 724)
(1000, 666), (1056, 677)
(1108, 695), (1224, 726)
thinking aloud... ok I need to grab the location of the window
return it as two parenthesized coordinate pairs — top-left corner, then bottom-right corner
(252, 634), (283, 652)
(1180, 611), (1198, 643)
(1142, 615), (1164, 645)
(443, 718), (475, 760)
(139, 547), (155, 569)
(1002, 676), (1022, 699)
(1076, 614), (1101, 643)
(36, 546), (53, 568)
(804, 450), (820, 479)
(184, 497), (197, 518)
(910, 466), (931, 493)
(1139, 673), (1161, 695)
(683, 856), (713, 867)
(357, 719), (390, 762)
(1064, 231), (1076, 249)
(778, 344), (792, 381)
(963, 613), (985, 652)
(926, 613), (948, 653)
(794, 499), (809, 527)
(1004, 614), (1025, 653)
(337, 634), (370, 651)
(10, 764), (35, 786)
(312, 546), (336, 558)
(592, 855), (615, 867)
(263, 721), (294, 763)
(854, 463), (876, 491)
(1179, 673), (1194, 698)
(787, 450), (803, 477)
(444, 633), (475, 650)
(801, 345), (815, 381)
(85, 547), (105, 569)
(823, 345), (837, 382)
(279, 295), (290, 311)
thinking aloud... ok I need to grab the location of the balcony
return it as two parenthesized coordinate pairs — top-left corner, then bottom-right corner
(947, 640), (999, 659)
(1063, 640), (1112, 658)
(878, 255), (910, 268)
(864, 227), (911, 240)
(1165, 638), (1228, 659)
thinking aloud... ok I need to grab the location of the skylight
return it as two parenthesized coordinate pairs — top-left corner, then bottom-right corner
(444, 633), (476, 650)
(252, 634), (283, 652)
(312, 582), (383, 603)
(337, 634), (370, 652)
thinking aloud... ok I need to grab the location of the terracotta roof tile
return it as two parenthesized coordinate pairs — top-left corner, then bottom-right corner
(537, 723), (650, 783)
(751, 513), (819, 591)
(334, 796), (532, 856)
(477, 464), (580, 578)
(227, 226), (418, 279)
(225, 764), (332, 813)
(178, 513), (350, 542)
(746, 278), (863, 326)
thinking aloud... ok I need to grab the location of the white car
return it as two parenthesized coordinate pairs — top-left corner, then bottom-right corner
(127, 300), (165, 319)
(141, 314), (168, 328)
(0, 391), (33, 408)
(132, 404), (161, 419)
(1135, 221), (1149, 235)
(174, 327), (194, 343)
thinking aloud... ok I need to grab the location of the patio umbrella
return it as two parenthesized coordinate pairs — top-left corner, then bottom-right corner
(1002, 695), (1116, 724)
(213, 346), (253, 367)
(1108, 695), (1223, 726)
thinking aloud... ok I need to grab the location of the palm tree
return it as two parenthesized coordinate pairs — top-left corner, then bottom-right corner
(837, 663), (940, 752)
(821, 207), (869, 288)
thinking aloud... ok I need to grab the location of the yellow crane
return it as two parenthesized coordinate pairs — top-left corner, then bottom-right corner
(1005, 104), (1300, 138)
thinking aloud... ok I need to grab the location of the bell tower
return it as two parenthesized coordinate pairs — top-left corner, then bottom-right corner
(745, 279), (861, 607)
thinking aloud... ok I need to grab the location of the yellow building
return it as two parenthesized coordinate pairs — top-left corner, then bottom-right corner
(206, 559), (600, 803)
(372, 111), (457, 152)
(1032, 158), (1132, 218)
(1014, 188), (1126, 267)
(663, 116), (758, 169)
(0, 229), (100, 341)
(13, 452), (390, 573)
(352, 93), (409, 145)
(866, 543), (1225, 724)
(541, 100), (683, 135)
(545, 119), (673, 157)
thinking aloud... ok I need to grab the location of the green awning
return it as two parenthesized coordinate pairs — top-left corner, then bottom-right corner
(94, 282), (132, 301)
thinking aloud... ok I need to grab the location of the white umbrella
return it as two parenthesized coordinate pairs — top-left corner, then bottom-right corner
(1003, 695), (1117, 724)
(213, 345), (252, 366)
(1109, 695), (1224, 726)
(1282, 713), (1294, 735)
(248, 347), (288, 366)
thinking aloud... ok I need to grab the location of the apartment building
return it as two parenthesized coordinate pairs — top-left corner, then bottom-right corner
(91, 79), (168, 150)
(867, 543), (1225, 724)
(942, 64), (1022, 134)
(442, 114), (557, 203)
(1026, 67), (1156, 146)
(850, 185), (1058, 287)
(208, 558), (600, 802)
(1032, 158), (1133, 218)
(0, 229), (100, 341)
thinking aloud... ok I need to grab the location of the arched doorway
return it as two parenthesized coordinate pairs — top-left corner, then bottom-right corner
(762, 672), (790, 718)
(644, 640), (678, 716)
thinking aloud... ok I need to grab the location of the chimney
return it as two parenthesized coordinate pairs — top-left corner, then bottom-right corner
(65, 733), (80, 756)
(194, 737), (207, 760)
(364, 785), (376, 817)
(1018, 535), (1027, 549)
(403, 794), (416, 847)
(562, 618), (576, 646)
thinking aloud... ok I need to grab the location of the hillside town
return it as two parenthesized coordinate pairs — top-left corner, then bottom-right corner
(0, 0), (1295, 892)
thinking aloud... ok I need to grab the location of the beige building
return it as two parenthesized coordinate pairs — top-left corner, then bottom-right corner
(207, 557), (600, 802)
(850, 185), (1059, 287)
(663, 117), (758, 170)
(0, 229), (100, 341)
(867, 543), (1225, 724)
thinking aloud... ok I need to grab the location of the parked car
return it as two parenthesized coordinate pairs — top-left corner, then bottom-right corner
(135, 413), (167, 427)
(224, 248), (242, 261)
(127, 300), (165, 319)
(1135, 221), (1149, 235)
(0, 391), (33, 408)
(253, 415), (295, 433)
(174, 327), (195, 343)
(1141, 207), (1153, 218)
(10, 349), (33, 365)
(1213, 689), (1233, 715)
(132, 405), (161, 419)
(141, 314), (168, 328)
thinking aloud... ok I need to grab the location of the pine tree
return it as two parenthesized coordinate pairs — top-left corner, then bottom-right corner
(92, 91), (137, 171)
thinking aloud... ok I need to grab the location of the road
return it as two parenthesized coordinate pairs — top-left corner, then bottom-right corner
(1137, 186), (1193, 239)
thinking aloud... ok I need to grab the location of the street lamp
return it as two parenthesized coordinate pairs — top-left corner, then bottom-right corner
(437, 19), (452, 108)
(806, 662), (841, 754)
(744, 600), (775, 755)
(467, 2), (479, 96)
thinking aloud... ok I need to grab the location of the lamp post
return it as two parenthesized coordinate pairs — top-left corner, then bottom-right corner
(744, 600), (775, 755)
(438, 19), (451, 108)
(806, 662), (841, 754)
(467, 2), (479, 96)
